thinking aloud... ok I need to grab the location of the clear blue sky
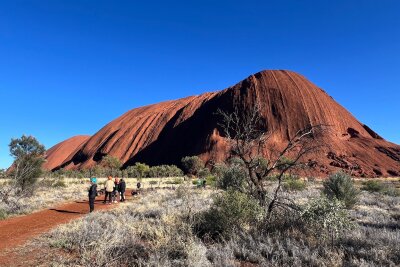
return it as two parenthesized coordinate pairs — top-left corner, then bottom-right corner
(1, 0), (399, 169)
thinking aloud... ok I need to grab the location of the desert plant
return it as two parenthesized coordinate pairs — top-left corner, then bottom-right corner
(181, 156), (204, 176)
(217, 105), (326, 219)
(216, 162), (247, 192)
(361, 180), (400, 196)
(283, 177), (307, 191)
(323, 172), (359, 208)
(198, 168), (211, 179)
(8, 135), (46, 194)
(126, 162), (150, 178)
(194, 190), (264, 239)
(301, 197), (354, 244)
(101, 155), (122, 177)
(323, 171), (359, 209)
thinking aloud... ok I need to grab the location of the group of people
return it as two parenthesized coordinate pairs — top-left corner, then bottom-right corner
(87, 176), (127, 213)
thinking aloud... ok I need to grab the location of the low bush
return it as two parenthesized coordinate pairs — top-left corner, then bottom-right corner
(216, 163), (247, 192)
(283, 177), (307, 191)
(362, 180), (400, 196)
(323, 171), (359, 209)
(301, 197), (354, 242)
(194, 190), (264, 240)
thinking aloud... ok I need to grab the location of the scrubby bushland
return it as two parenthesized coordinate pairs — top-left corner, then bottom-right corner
(181, 156), (204, 176)
(126, 163), (183, 178)
(34, 187), (400, 267)
(323, 171), (359, 208)
(0, 178), (87, 219)
(362, 180), (400, 196)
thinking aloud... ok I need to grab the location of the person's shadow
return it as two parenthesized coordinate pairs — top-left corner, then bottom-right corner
(49, 209), (82, 214)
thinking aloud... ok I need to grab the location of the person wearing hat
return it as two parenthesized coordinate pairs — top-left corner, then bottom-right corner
(88, 177), (98, 213)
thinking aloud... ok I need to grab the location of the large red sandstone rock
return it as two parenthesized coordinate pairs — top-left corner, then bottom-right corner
(44, 135), (90, 171)
(46, 70), (400, 177)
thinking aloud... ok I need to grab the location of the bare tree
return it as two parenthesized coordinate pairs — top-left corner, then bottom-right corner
(217, 105), (327, 219)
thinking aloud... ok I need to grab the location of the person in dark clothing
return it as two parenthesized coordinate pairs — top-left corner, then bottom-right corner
(137, 181), (142, 194)
(113, 177), (120, 203)
(88, 177), (98, 213)
(119, 178), (126, 202)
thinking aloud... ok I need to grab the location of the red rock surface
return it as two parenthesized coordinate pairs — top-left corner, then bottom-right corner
(44, 135), (90, 171)
(47, 70), (400, 177)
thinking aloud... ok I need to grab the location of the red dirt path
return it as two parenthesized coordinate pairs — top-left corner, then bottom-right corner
(0, 195), (129, 266)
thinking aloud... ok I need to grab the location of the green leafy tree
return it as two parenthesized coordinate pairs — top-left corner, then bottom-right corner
(181, 156), (204, 176)
(9, 135), (46, 193)
(126, 162), (150, 178)
(101, 155), (122, 177)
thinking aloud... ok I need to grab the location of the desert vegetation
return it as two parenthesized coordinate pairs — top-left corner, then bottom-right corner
(26, 177), (399, 267)
(13, 106), (399, 266)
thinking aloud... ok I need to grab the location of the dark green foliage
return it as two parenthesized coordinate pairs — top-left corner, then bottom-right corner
(101, 155), (122, 176)
(126, 162), (150, 178)
(216, 163), (247, 192)
(181, 156), (204, 176)
(194, 190), (263, 240)
(148, 165), (183, 178)
(323, 172), (359, 209)
(9, 135), (46, 193)
(198, 168), (211, 179)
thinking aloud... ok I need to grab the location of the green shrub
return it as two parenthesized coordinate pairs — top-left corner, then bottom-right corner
(301, 197), (354, 242)
(194, 190), (264, 240)
(283, 177), (307, 191)
(198, 168), (211, 179)
(323, 172), (359, 209)
(181, 156), (204, 176)
(206, 175), (217, 188)
(216, 163), (247, 192)
(361, 180), (400, 196)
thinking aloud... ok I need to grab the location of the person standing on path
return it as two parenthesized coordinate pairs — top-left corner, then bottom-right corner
(119, 178), (126, 202)
(88, 177), (98, 213)
(113, 177), (120, 203)
(103, 176), (114, 205)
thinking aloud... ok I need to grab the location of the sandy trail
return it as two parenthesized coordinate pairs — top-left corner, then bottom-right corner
(0, 194), (131, 266)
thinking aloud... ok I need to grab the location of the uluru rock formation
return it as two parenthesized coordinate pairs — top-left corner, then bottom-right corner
(44, 135), (90, 171)
(45, 70), (400, 177)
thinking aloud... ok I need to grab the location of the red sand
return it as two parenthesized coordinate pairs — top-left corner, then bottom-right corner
(0, 195), (127, 266)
